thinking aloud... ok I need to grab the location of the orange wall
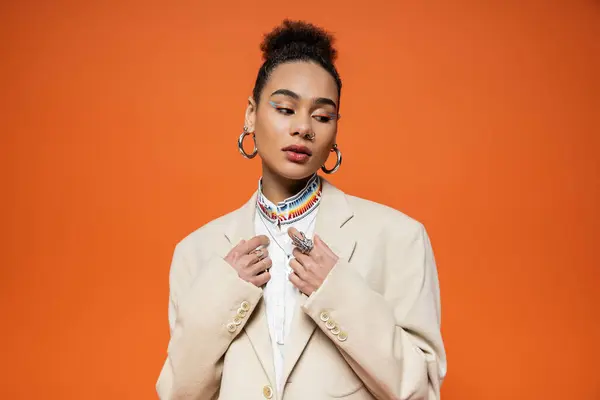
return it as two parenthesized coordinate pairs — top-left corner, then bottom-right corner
(1, 1), (599, 399)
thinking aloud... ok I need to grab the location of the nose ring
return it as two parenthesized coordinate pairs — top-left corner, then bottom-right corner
(304, 132), (315, 141)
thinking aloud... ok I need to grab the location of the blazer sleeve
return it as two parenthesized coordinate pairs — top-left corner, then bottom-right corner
(156, 242), (264, 399)
(302, 223), (447, 400)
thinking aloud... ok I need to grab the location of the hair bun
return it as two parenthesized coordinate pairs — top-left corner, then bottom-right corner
(260, 19), (337, 64)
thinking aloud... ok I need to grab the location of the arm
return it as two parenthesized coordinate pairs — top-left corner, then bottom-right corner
(302, 224), (446, 400)
(156, 243), (264, 399)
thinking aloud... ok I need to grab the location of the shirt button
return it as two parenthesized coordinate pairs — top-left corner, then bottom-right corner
(263, 385), (273, 399)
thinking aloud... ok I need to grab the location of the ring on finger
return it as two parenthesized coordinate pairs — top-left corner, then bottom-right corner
(291, 231), (314, 255)
(262, 257), (272, 273)
(252, 248), (265, 260)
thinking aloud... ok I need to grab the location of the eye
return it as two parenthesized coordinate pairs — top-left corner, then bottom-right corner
(313, 112), (338, 123)
(313, 115), (332, 123)
(269, 101), (294, 115)
(276, 107), (294, 115)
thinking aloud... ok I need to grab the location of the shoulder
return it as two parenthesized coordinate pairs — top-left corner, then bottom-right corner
(345, 193), (426, 240)
(342, 193), (437, 266)
(173, 206), (241, 256)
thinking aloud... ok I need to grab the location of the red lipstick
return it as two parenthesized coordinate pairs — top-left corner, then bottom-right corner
(282, 145), (312, 163)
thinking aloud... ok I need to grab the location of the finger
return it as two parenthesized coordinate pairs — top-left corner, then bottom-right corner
(250, 257), (272, 276)
(250, 271), (271, 287)
(254, 247), (268, 260)
(235, 239), (246, 251)
(287, 226), (301, 240)
(289, 257), (307, 279)
(292, 247), (312, 265)
(287, 227), (309, 248)
(227, 239), (246, 258)
(239, 248), (268, 267)
(251, 247), (269, 262)
(289, 272), (307, 292)
(240, 235), (270, 254)
(314, 235), (337, 258)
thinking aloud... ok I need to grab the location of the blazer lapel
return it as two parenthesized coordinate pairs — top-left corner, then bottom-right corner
(313, 178), (357, 264)
(222, 192), (277, 388)
(281, 178), (357, 387)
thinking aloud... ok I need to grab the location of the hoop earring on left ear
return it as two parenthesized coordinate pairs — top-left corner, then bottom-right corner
(238, 126), (258, 159)
(321, 144), (342, 174)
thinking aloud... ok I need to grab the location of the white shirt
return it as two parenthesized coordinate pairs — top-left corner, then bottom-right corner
(253, 174), (322, 395)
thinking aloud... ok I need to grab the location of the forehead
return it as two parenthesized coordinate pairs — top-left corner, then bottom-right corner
(263, 61), (339, 104)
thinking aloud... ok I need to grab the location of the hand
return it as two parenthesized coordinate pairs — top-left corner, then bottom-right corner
(287, 227), (339, 296)
(224, 235), (272, 287)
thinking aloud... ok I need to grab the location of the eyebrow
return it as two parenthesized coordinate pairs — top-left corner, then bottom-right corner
(270, 89), (338, 109)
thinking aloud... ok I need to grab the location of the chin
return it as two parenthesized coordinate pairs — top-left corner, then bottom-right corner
(273, 162), (319, 181)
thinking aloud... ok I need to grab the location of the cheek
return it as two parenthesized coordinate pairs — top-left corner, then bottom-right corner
(315, 132), (337, 159)
(256, 112), (289, 141)
(311, 150), (330, 168)
(315, 123), (336, 142)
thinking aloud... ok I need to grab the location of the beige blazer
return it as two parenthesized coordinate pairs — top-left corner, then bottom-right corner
(156, 179), (447, 400)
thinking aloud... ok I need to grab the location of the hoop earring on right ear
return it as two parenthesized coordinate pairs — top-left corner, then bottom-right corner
(238, 126), (258, 159)
(321, 144), (342, 174)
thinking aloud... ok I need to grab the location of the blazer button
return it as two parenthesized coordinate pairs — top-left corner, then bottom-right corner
(319, 311), (330, 322)
(233, 316), (243, 326)
(240, 301), (251, 311)
(226, 322), (237, 333)
(325, 320), (336, 330)
(331, 325), (341, 335)
(262, 385), (273, 399)
(337, 331), (348, 342)
(237, 308), (247, 318)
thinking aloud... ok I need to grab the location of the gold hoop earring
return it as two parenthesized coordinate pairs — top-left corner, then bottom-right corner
(321, 144), (342, 174)
(238, 126), (257, 159)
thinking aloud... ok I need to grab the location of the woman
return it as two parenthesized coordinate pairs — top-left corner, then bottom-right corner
(157, 20), (447, 400)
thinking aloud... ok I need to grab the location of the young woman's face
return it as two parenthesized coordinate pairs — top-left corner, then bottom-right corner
(246, 61), (340, 181)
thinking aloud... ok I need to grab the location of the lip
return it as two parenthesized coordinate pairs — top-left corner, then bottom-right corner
(281, 145), (312, 156)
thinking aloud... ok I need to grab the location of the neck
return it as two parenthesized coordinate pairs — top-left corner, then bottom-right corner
(260, 163), (314, 204)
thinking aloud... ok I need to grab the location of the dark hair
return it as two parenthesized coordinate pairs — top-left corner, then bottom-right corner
(252, 19), (342, 106)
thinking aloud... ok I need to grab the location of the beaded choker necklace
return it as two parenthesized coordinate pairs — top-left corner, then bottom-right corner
(256, 174), (322, 226)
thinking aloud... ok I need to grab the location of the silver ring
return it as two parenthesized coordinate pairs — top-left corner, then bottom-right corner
(251, 248), (265, 260)
(291, 231), (314, 255)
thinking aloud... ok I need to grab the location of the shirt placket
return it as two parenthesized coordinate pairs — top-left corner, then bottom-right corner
(274, 206), (287, 345)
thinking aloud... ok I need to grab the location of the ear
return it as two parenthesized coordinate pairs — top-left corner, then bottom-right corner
(245, 96), (257, 132)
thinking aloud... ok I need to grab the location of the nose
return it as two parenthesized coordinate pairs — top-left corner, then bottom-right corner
(290, 116), (314, 141)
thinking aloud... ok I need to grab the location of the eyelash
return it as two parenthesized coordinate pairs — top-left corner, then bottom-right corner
(271, 104), (335, 123)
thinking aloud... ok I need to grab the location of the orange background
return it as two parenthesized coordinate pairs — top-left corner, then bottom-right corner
(1, 1), (599, 399)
